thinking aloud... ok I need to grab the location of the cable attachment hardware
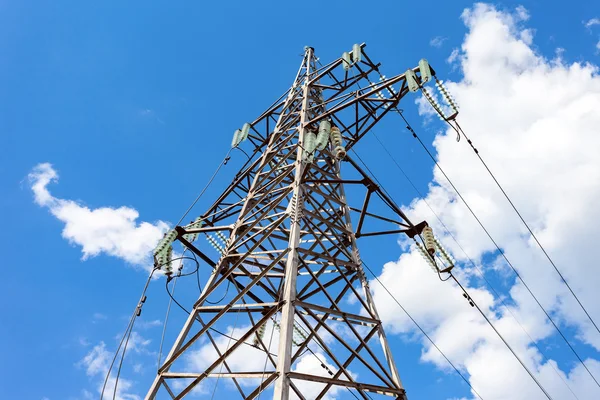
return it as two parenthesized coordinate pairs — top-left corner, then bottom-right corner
(253, 322), (267, 346)
(415, 241), (438, 273)
(421, 87), (448, 121)
(433, 235), (455, 273)
(329, 126), (346, 160)
(154, 229), (177, 275)
(380, 74), (397, 99)
(415, 226), (456, 274)
(341, 44), (362, 71)
(422, 226), (436, 255)
(269, 156), (283, 176)
(216, 231), (229, 246)
(434, 78), (459, 118)
(205, 234), (225, 255)
(302, 130), (317, 164)
(315, 120), (331, 151)
(182, 216), (203, 245)
(462, 292), (475, 307)
(272, 317), (308, 346)
(135, 295), (148, 317)
(231, 122), (252, 148)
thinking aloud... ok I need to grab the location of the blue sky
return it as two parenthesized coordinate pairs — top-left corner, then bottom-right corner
(2, 1), (600, 399)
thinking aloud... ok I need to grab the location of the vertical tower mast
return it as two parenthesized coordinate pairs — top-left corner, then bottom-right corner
(146, 45), (432, 399)
(273, 46), (315, 399)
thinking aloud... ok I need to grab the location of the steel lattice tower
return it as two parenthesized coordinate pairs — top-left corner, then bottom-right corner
(147, 45), (431, 400)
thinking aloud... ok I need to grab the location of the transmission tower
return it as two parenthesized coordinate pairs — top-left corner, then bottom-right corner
(147, 44), (433, 399)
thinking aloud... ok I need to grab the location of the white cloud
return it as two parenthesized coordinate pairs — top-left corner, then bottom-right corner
(77, 341), (142, 400)
(28, 163), (169, 268)
(133, 363), (143, 374)
(584, 18), (600, 29)
(515, 5), (529, 21)
(93, 313), (107, 323)
(182, 319), (352, 397)
(447, 48), (461, 64)
(370, 3), (600, 399)
(79, 342), (112, 377)
(430, 36), (448, 48)
(185, 320), (280, 392)
(125, 331), (153, 355)
(137, 319), (162, 329)
(290, 351), (349, 400)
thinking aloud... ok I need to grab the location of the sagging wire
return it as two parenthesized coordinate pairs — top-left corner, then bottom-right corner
(164, 279), (279, 358)
(365, 114), (579, 399)
(255, 314), (280, 400)
(100, 265), (159, 400)
(419, 70), (600, 343)
(415, 231), (554, 400)
(264, 307), (366, 400)
(175, 148), (233, 227)
(157, 252), (199, 369)
(157, 275), (176, 371)
(205, 280), (231, 305)
(254, 269), (287, 400)
(360, 259), (484, 400)
(208, 258), (263, 399)
(399, 101), (600, 390)
(346, 65), (576, 398)
(163, 271), (289, 398)
(449, 117), (600, 340)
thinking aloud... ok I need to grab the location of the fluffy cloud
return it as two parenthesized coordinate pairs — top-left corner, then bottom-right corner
(182, 320), (348, 398)
(430, 36), (448, 48)
(584, 18), (600, 29)
(29, 163), (169, 268)
(371, 3), (600, 399)
(77, 341), (142, 400)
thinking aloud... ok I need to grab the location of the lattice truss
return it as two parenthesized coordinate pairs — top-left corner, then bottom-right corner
(147, 45), (433, 400)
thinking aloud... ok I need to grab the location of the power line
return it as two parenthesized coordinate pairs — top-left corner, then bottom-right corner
(101, 267), (157, 400)
(446, 270), (552, 399)
(360, 260), (484, 400)
(394, 110), (600, 389)
(157, 276), (176, 370)
(176, 148), (233, 226)
(112, 315), (136, 400)
(163, 278), (278, 354)
(101, 310), (136, 400)
(369, 129), (579, 399)
(450, 119), (600, 338)
(157, 254), (192, 370)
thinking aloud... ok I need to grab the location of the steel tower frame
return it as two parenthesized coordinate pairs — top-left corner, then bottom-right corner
(146, 45), (431, 400)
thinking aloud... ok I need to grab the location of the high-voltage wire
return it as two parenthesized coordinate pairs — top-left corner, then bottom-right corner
(418, 75), (600, 341)
(354, 120), (584, 397)
(369, 130), (579, 399)
(164, 280), (279, 358)
(176, 148), (233, 226)
(157, 276), (176, 370)
(395, 110), (600, 389)
(360, 260), (484, 400)
(449, 119), (600, 339)
(353, 143), (548, 397)
(157, 254), (196, 370)
(446, 270), (553, 400)
(101, 266), (158, 400)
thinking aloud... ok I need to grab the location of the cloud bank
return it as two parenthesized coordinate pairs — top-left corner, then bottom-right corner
(372, 3), (600, 399)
